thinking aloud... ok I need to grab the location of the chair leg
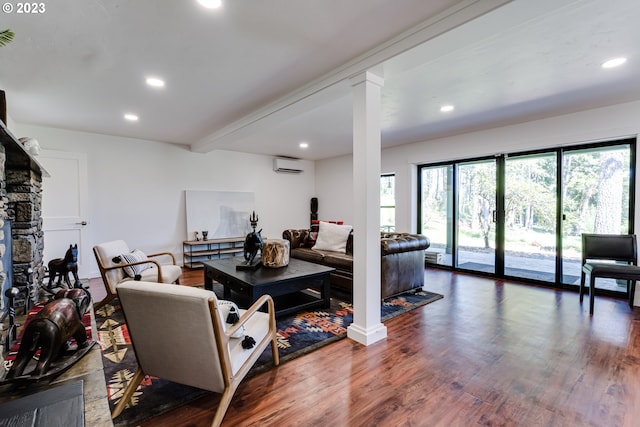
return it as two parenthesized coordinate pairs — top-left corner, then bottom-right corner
(579, 272), (586, 303)
(589, 276), (596, 316)
(211, 386), (237, 427)
(112, 368), (145, 419)
(271, 335), (280, 366)
(629, 280), (636, 308)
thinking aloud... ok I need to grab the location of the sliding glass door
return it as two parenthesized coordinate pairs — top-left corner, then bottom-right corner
(456, 160), (496, 274)
(420, 165), (453, 267)
(504, 153), (557, 282)
(418, 138), (635, 295)
(561, 144), (632, 291)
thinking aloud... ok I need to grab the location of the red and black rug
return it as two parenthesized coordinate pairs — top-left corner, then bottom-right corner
(96, 286), (443, 426)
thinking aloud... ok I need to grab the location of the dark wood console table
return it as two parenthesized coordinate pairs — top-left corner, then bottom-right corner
(203, 257), (334, 317)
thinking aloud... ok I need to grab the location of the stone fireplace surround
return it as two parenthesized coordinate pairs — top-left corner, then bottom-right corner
(0, 121), (47, 314)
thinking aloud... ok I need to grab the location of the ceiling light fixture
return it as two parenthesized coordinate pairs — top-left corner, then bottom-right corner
(299, 142), (309, 149)
(197, 0), (222, 9)
(124, 113), (139, 122)
(146, 77), (165, 88)
(440, 105), (455, 113)
(602, 57), (627, 69)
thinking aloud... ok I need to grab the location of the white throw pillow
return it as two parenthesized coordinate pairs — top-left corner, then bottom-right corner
(115, 249), (153, 278)
(217, 300), (245, 338)
(312, 221), (353, 253)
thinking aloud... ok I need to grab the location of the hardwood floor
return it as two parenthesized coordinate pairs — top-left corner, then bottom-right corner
(102, 268), (640, 426)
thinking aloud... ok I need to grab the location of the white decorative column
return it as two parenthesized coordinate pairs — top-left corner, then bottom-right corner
(347, 68), (387, 345)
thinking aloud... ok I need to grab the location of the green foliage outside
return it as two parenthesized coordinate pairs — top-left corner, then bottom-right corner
(421, 145), (630, 260)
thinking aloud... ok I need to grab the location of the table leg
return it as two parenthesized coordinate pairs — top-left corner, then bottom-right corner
(321, 274), (330, 309)
(204, 267), (213, 291)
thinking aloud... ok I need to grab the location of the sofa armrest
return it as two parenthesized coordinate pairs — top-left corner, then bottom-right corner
(381, 233), (430, 255)
(282, 229), (310, 249)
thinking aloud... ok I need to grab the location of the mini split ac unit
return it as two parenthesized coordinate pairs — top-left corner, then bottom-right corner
(273, 158), (303, 173)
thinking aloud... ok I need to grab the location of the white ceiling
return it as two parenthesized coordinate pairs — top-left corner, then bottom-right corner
(1, 0), (639, 160)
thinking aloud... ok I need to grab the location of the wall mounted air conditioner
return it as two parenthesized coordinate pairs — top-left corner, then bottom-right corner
(273, 157), (303, 173)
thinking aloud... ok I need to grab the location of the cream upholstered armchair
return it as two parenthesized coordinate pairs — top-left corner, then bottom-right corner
(112, 281), (279, 426)
(93, 240), (182, 309)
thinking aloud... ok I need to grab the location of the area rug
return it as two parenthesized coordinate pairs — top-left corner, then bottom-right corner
(95, 286), (443, 426)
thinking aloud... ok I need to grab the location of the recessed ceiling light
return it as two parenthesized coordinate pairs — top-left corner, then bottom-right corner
(197, 0), (222, 9)
(440, 105), (455, 113)
(299, 142), (309, 149)
(146, 77), (165, 88)
(602, 57), (627, 69)
(124, 113), (139, 122)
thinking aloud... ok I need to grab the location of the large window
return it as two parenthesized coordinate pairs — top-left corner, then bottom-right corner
(381, 174), (395, 232)
(418, 138), (635, 296)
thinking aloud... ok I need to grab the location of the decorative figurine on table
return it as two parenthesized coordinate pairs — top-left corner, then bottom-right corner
(202, 230), (209, 241)
(237, 211), (263, 270)
(193, 231), (199, 241)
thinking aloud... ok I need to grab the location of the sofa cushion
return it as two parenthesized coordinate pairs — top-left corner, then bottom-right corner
(313, 221), (353, 253)
(322, 252), (353, 272)
(291, 247), (325, 264)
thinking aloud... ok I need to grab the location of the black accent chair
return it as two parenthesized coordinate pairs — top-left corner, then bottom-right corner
(580, 233), (639, 315)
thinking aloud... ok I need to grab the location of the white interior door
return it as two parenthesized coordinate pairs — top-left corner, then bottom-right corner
(39, 150), (90, 278)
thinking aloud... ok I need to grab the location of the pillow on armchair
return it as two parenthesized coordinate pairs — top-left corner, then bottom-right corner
(312, 221), (353, 253)
(113, 249), (153, 278)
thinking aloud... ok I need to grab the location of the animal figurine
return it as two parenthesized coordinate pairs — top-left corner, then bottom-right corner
(243, 228), (263, 265)
(6, 288), (91, 379)
(53, 288), (92, 317)
(47, 244), (81, 289)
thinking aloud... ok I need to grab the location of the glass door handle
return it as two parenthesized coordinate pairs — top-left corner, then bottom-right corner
(493, 210), (497, 223)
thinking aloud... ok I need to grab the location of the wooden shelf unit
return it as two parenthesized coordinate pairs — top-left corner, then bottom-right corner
(183, 237), (244, 269)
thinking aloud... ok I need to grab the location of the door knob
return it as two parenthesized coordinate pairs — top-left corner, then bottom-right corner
(76, 221), (88, 226)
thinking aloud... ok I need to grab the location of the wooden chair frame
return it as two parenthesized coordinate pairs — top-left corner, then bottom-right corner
(112, 288), (279, 427)
(93, 245), (180, 309)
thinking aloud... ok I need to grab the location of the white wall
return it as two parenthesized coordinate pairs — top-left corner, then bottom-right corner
(317, 100), (640, 232)
(12, 123), (315, 278)
(315, 99), (640, 305)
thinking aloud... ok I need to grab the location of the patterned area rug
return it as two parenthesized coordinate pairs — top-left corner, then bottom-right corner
(96, 286), (443, 426)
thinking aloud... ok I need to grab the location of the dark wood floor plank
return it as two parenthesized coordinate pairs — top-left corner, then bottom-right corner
(130, 268), (640, 427)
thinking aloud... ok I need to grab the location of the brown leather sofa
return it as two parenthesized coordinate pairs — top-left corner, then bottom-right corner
(282, 229), (430, 299)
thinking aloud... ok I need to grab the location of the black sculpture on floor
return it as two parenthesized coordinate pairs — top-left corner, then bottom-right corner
(4, 288), (94, 382)
(47, 244), (81, 290)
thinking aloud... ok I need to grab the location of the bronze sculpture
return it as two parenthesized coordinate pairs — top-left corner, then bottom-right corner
(4, 288), (93, 381)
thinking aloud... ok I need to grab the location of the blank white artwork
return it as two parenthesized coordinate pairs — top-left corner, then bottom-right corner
(185, 190), (254, 239)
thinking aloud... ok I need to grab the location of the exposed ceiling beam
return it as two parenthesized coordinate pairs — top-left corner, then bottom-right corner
(190, 0), (513, 154)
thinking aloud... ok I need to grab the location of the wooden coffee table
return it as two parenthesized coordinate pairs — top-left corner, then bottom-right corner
(202, 257), (335, 317)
